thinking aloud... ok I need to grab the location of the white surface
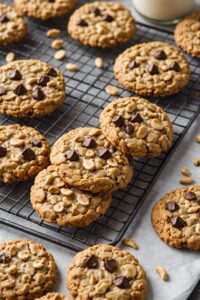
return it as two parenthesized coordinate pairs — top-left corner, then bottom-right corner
(1, 1), (200, 300)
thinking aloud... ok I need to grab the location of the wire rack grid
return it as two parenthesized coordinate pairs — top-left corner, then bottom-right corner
(0, 1), (200, 252)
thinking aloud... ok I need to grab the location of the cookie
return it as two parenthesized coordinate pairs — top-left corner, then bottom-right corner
(30, 165), (112, 227)
(0, 239), (56, 300)
(174, 11), (200, 58)
(151, 186), (200, 250)
(13, 0), (76, 20)
(0, 59), (65, 118)
(36, 293), (70, 300)
(114, 41), (190, 97)
(0, 4), (27, 46)
(0, 124), (50, 183)
(100, 97), (173, 158)
(50, 127), (133, 193)
(67, 244), (147, 300)
(68, 2), (136, 48)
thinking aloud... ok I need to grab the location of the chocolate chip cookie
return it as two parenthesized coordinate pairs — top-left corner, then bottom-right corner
(36, 293), (70, 300)
(67, 244), (147, 300)
(0, 4), (27, 46)
(114, 41), (190, 97)
(50, 127), (133, 193)
(152, 186), (200, 250)
(0, 239), (56, 300)
(175, 11), (200, 58)
(100, 97), (173, 158)
(30, 165), (112, 227)
(0, 60), (65, 118)
(13, 0), (76, 20)
(68, 2), (136, 48)
(0, 124), (50, 183)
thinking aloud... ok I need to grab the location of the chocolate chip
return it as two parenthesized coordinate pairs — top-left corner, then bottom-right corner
(124, 123), (134, 134)
(129, 61), (139, 69)
(38, 76), (50, 87)
(77, 19), (88, 27)
(131, 113), (143, 124)
(14, 84), (27, 96)
(171, 216), (186, 230)
(48, 0), (55, 2)
(0, 85), (6, 96)
(155, 50), (167, 60)
(114, 276), (130, 289)
(83, 138), (96, 149)
(102, 14), (114, 22)
(0, 146), (7, 158)
(104, 259), (117, 273)
(166, 201), (179, 212)
(47, 68), (57, 77)
(148, 64), (159, 75)
(98, 148), (112, 159)
(31, 140), (42, 148)
(66, 150), (79, 161)
(90, 7), (101, 16)
(0, 15), (9, 23)
(169, 62), (180, 72)
(22, 148), (36, 161)
(184, 191), (197, 201)
(0, 253), (11, 264)
(32, 88), (45, 100)
(112, 115), (124, 127)
(9, 70), (22, 80)
(85, 255), (98, 269)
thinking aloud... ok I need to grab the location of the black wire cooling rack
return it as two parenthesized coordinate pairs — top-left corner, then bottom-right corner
(0, 1), (200, 253)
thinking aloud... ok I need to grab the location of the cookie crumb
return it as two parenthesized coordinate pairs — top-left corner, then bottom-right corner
(65, 63), (79, 72)
(47, 28), (61, 38)
(95, 57), (104, 69)
(54, 50), (67, 60)
(155, 266), (169, 281)
(123, 237), (139, 250)
(195, 134), (200, 143)
(193, 158), (200, 166)
(105, 85), (120, 96)
(179, 176), (193, 185)
(6, 52), (15, 63)
(181, 167), (191, 177)
(51, 39), (64, 49)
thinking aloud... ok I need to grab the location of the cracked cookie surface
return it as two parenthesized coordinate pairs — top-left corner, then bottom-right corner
(0, 4), (27, 46)
(0, 239), (56, 300)
(68, 1), (136, 48)
(175, 11), (200, 57)
(36, 293), (70, 300)
(31, 165), (112, 227)
(67, 244), (147, 300)
(152, 186), (200, 250)
(13, 0), (76, 20)
(0, 124), (50, 183)
(50, 127), (133, 193)
(0, 59), (65, 118)
(100, 97), (173, 158)
(114, 41), (190, 97)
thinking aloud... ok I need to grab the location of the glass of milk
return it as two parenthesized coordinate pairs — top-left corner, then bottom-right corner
(133, 0), (195, 24)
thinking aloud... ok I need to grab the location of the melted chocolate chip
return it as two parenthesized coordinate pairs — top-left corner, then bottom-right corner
(14, 84), (27, 96)
(124, 123), (134, 134)
(77, 19), (88, 27)
(148, 64), (159, 75)
(104, 259), (117, 273)
(0, 15), (9, 23)
(48, 0), (55, 2)
(32, 88), (45, 100)
(169, 62), (180, 72)
(47, 68), (57, 77)
(155, 50), (167, 60)
(31, 140), (42, 148)
(9, 70), (22, 80)
(0, 253), (11, 264)
(114, 276), (130, 289)
(85, 255), (98, 269)
(184, 191), (197, 201)
(129, 61), (139, 69)
(131, 113), (143, 124)
(90, 7), (101, 16)
(112, 115), (124, 127)
(66, 150), (79, 161)
(0, 85), (6, 96)
(0, 146), (7, 158)
(171, 216), (186, 230)
(38, 76), (50, 87)
(98, 148), (112, 159)
(83, 138), (96, 149)
(22, 148), (36, 161)
(166, 201), (179, 212)
(102, 14), (114, 22)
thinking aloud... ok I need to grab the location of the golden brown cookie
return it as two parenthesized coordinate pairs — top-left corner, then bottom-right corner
(100, 97), (173, 158)
(35, 293), (70, 300)
(68, 1), (136, 48)
(114, 41), (190, 97)
(152, 186), (200, 250)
